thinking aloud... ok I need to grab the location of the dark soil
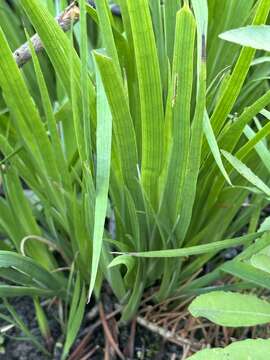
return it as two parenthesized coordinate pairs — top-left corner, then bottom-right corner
(0, 297), (61, 360)
(0, 296), (182, 360)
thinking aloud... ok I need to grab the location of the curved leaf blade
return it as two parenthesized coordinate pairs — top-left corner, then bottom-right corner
(220, 25), (270, 52)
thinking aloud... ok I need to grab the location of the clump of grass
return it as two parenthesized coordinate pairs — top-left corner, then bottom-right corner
(0, 0), (269, 357)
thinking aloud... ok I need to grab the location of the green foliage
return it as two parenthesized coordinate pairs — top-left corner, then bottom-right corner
(187, 339), (270, 360)
(220, 25), (270, 52)
(189, 291), (270, 327)
(62, 274), (86, 360)
(188, 21), (270, 356)
(0, 0), (269, 357)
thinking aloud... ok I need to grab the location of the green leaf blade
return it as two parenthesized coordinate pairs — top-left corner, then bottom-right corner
(127, 0), (164, 209)
(189, 291), (270, 327)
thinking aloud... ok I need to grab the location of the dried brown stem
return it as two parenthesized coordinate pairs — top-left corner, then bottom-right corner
(13, 1), (121, 68)
(68, 307), (121, 360)
(123, 317), (137, 358)
(98, 303), (125, 360)
(13, 1), (80, 68)
(136, 316), (200, 352)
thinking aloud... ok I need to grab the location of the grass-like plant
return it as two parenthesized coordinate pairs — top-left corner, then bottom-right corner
(0, 0), (270, 357)
(187, 25), (270, 359)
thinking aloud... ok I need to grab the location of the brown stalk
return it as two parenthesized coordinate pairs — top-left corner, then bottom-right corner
(13, 1), (80, 68)
(13, 1), (121, 68)
(98, 303), (125, 360)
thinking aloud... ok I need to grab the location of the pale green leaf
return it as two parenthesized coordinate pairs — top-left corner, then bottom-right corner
(187, 339), (270, 360)
(189, 291), (270, 327)
(220, 25), (270, 52)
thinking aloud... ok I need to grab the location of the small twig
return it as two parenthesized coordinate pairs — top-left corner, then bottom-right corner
(104, 339), (110, 360)
(136, 316), (200, 352)
(13, 1), (121, 68)
(13, 1), (80, 68)
(99, 303), (125, 360)
(68, 307), (121, 360)
(80, 345), (100, 360)
(181, 345), (191, 360)
(124, 317), (137, 358)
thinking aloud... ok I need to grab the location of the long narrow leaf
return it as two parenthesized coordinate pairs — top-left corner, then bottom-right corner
(88, 63), (112, 300)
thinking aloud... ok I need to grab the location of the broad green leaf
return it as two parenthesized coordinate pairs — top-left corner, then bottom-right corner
(220, 25), (270, 52)
(189, 291), (270, 327)
(187, 339), (270, 360)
